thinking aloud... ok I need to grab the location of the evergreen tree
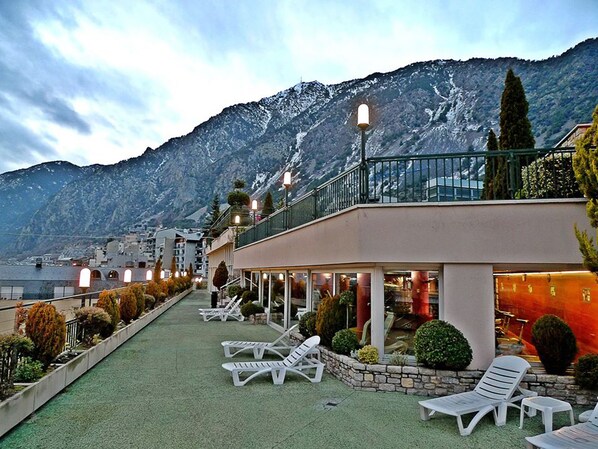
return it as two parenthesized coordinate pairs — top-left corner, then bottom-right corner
(153, 257), (163, 282)
(262, 191), (275, 216)
(573, 105), (598, 274)
(492, 68), (535, 199)
(212, 260), (229, 290)
(170, 256), (176, 277)
(188, 262), (194, 277)
(482, 129), (498, 199)
(208, 194), (220, 227)
(499, 69), (535, 151)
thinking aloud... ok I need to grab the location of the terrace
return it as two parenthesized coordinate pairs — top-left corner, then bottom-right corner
(0, 289), (585, 448)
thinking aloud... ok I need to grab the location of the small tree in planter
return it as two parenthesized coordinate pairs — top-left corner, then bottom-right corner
(129, 284), (146, 319)
(25, 302), (66, 367)
(75, 307), (113, 344)
(119, 289), (137, 325)
(96, 290), (120, 333)
(315, 294), (345, 347)
(299, 311), (317, 338)
(212, 261), (228, 302)
(531, 314), (577, 375)
(338, 291), (355, 328)
(0, 334), (33, 399)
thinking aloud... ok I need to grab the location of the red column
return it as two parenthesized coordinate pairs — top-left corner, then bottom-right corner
(412, 271), (430, 318)
(356, 273), (371, 335)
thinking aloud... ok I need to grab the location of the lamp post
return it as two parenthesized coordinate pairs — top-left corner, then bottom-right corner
(357, 104), (370, 203)
(79, 268), (91, 308)
(251, 199), (258, 227)
(283, 171), (291, 229)
(234, 214), (241, 247)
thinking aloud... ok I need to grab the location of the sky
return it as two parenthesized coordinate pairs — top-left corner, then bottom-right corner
(0, 1), (596, 175)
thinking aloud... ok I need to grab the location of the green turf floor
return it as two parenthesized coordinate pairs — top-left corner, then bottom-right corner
(0, 290), (581, 448)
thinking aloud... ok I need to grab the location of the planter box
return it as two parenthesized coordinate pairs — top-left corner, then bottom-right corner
(0, 289), (191, 438)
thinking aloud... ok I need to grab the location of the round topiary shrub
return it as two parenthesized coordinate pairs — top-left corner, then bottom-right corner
(315, 295), (345, 347)
(144, 294), (156, 310)
(531, 314), (577, 375)
(96, 290), (120, 332)
(129, 284), (146, 319)
(240, 302), (265, 318)
(574, 354), (598, 390)
(299, 311), (317, 338)
(228, 285), (242, 299)
(414, 320), (472, 370)
(241, 290), (258, 304)
(75, 306), (113, 343)
(331, 329), (359, 355)
(357, 345), (379, 364)
(25, 302), (66, 367)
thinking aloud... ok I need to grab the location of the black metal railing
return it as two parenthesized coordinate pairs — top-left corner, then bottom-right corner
(233, 147), (580, 248)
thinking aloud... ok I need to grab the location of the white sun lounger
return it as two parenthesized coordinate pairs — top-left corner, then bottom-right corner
(198, 296), (244, 322)
(526, 402), (598, 449)
(222, 324), (302, 359)
(419, 355), (532, 436)
(222, 335), (324, 386)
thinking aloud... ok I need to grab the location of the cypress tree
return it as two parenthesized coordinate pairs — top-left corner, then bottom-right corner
(212, 260), (229, 290)
(573, 105), (598, 274)
(262, 191), (275, 216)
(482, 129), (498, 199)
(153, 257), (162, 282)
(499, 68), (535, 151)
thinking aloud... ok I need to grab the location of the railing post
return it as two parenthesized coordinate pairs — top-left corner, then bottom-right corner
(508, 150), (517, 199)
(359, 161), (369, 203)
(312, 188), (319, 220)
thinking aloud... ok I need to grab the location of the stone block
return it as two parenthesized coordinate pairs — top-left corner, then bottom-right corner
(402, 366), (419, 375)
(379, 384), (396, 392)
(364, 373), (374, 382)
(401, 378), (414, 388)
(387, 366), (402, 374)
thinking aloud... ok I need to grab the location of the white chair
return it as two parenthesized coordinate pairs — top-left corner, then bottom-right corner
(198, 296), (244, 322)
(419, 355), (532, 436)
(526, 402), (598, 448)
(222, 324), (305, 359)
(222, 336), (324, 386)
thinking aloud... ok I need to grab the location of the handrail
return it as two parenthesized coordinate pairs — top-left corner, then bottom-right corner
(236, 147), (581, 248)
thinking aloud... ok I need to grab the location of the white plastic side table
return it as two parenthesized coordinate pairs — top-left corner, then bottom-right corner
(519, 396), (575, 433)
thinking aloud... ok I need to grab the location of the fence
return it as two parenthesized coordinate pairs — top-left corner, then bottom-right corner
(236, 147), (580, 248)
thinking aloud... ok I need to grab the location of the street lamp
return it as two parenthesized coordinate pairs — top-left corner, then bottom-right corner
(234, 214), (241, 247)
(251, 199), (258, 227)
(79, 268), (91, 308)
(357, 104), (370, 203)
(283, 171), (292, 230)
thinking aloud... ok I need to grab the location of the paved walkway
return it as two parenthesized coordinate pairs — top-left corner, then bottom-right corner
(0, 290), (576, 448)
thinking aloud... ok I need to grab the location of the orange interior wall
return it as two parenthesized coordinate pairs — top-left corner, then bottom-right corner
(496, 272), (598, 358)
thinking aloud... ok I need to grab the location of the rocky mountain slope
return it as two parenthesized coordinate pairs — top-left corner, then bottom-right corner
(4, 38), (598, 257)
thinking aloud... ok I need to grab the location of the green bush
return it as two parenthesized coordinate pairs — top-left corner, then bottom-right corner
(228, 285), (242, 299)
(574, 354), (598, 390)
(315, 295), (345, 346)
(13, 357), (44, 383)
(338, 291), (355, 306)
(144, 294), (156, 310)
(299, 312), (317, 338)
(240, 302), (265, 318)
(331, 329), (360, 355)
(414, 320), (472, 370)
(75, 306), (113, 343)
(531, 314), (577, 375)
(241, 290), (258, 304)
(0, 334), (33, 399)
(357, 345), (379, 364)
(519, 152), (580, 199)
(25, 302), (66, 367)
(96, 290), (120, 332)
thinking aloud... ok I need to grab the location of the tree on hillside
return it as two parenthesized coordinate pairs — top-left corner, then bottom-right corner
(261, 191), (275, 217)
(153, 257), (163, 282)
(482, 129), (498, 200)
(573, 105), (598, 274)
(492, 68), (535, 199)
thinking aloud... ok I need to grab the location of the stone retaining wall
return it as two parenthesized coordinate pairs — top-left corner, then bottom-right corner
(319, 346), (597, 407)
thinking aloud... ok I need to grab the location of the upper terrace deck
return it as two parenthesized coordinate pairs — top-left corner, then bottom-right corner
(212, 147), (581, 248)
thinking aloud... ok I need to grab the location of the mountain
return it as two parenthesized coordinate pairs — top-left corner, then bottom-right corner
(4, 38), (598, 257)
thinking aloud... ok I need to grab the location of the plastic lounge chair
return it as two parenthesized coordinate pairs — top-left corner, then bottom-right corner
(419, 355), (532, 436)
(359, 312), (395, 346)
(525, 402), (598, 449)
(222, 335), (324, 386)
(222, 324), (310, 359)
(198, 296), (244, 322)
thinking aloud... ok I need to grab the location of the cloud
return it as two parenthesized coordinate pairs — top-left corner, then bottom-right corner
(0, 0), (596, 174)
